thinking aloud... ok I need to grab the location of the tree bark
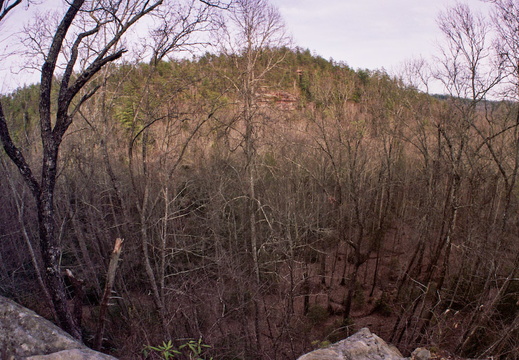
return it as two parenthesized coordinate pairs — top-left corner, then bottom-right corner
(95, 238), (124, 350)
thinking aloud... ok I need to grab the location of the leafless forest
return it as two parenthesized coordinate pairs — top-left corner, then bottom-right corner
(0, 0), (518, 359)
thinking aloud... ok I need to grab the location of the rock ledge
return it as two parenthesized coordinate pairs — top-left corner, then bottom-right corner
(0, 295), (116, 360)
(297, 327), (428, 360)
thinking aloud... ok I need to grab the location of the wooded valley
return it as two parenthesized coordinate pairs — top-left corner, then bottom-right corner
(0, 0), (518, 359)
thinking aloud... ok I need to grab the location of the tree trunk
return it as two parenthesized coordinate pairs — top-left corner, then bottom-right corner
(38, 196), (82, 339)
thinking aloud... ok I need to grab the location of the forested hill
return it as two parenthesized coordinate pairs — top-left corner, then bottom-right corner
(1, 47), (380, 123)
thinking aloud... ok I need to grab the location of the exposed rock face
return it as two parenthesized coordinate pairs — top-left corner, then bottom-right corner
(0, 295), (116, 360)
(297, 328), (407, 360)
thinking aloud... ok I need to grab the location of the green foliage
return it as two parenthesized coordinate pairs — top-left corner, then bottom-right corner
(179, 338), (212, 360)
(0, 84), (40, 142)
(115, 98), (137, 130)
(353, 282), (366, 309)
(143, 338), (212, 360)
(356, 69), (370, 85)
(310, 339), (331, 348)
(372, 293), (392, 317)
(428, 345), (440, 354)
(298, 71), (312, 102)
(306, 304), (329, 325)
(143, 340), (180, 359)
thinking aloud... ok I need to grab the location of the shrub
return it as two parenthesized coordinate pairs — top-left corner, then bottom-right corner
(306, 304), (329, 325)
(373, 293), (392, 317)
(143, 338), (212, 360)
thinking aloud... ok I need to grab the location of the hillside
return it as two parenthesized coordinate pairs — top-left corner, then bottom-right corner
(1, 46), (518, 359)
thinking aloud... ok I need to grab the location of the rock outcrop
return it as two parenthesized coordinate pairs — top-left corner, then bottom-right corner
(2, 294), (433, 360)
(297, 327), (429, 360)
(0, 295), (116, 360)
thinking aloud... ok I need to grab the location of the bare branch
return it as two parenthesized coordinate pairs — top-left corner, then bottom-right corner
(149, 0), (217, 65)
(0, 0), (21, 22)
(40, 0), (85, 140)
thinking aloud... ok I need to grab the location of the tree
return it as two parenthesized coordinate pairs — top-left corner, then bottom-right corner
(218, 0), (289, 282)
(413, 3), (498, 342)
(117, 0), (220, 338)
(391, 5), (519, 355)
(214, 0), (289, 354)
(0, 0), (164, 339)
(488, 0), (519, 229)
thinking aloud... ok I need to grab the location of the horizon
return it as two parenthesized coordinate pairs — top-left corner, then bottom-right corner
(0, 0), (492, 95)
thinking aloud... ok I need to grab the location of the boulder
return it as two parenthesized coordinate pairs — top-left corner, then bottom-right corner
(411, 348), (431, 360)
(24, 349), (116, 360)
(0, 295), (116, 360)
(297, 328), (405, 360)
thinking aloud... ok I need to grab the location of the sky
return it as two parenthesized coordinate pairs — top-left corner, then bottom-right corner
(269, 0), (491, 71)
(0, 0), (492, 93)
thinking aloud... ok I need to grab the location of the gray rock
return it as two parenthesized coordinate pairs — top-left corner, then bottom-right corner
(298, 348), (342, 360)
(411, 348), (431, 360)
(297, 328), (405, 360)
(24, 349), (116, 360)
(0, 295), (116, 360)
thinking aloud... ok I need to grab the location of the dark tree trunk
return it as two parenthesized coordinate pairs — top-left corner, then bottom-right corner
(39, 190), (83, 339)
(0, 0), (162, 342)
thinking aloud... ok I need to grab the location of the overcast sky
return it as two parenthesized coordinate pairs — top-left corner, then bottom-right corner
(0, 0), (492, 93)
(269, 0), (491, 71)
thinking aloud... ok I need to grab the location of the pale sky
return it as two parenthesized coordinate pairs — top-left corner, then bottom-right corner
(270, 0), (491, 71)
(0, 0), (492, 93)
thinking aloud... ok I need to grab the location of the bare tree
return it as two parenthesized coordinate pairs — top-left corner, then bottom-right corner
(218, 0), (289, 284)
(0, 0), (163, 339)
(113, 1), (221, 338)
(415, 4), (499, 340)
(214, 0), (289, 354)
(488, 0), (519, 228)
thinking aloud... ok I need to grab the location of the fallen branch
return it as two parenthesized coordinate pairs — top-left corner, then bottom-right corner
(94, 238), (124, 350)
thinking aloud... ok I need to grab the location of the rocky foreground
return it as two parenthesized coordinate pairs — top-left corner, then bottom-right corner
(0, 295), (114, 360)
(1, 294), (473, 360)
(298, 327), (431, 360)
